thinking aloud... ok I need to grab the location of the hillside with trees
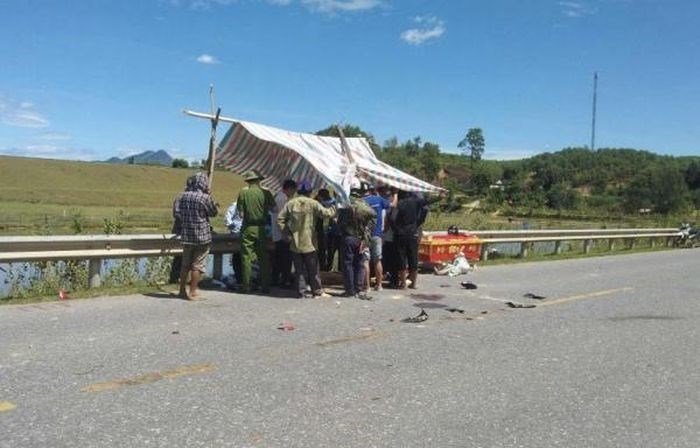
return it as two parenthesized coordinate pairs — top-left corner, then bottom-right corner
(319, 124), (700, 217)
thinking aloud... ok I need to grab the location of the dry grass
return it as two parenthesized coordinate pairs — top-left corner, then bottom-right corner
(0, 156), (246, 234)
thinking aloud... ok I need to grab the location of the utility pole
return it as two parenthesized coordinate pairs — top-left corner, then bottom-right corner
(591, 72), (598, 151)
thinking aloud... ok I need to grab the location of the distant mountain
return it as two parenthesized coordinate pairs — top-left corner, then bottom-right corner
(105, 150), (173, 166)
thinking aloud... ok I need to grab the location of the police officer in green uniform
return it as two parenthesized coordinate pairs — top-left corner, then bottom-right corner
(236, 170), (275, 293)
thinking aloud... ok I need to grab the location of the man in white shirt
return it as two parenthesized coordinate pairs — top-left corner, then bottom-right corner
(270, 179), (297, 287)
(223, 201), (243, 286)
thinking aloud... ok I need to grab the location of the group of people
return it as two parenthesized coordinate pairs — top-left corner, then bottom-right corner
(172, 170), (444, 301)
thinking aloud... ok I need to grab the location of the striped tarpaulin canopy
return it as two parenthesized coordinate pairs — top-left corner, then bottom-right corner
(216, 120), (445, 200)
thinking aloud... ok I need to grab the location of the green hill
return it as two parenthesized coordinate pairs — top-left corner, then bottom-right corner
(0, 156), (246, 235)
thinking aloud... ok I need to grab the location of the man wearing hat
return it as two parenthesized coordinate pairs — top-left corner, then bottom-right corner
(277, 180), (336, 298)
(236, 170), (275, 293)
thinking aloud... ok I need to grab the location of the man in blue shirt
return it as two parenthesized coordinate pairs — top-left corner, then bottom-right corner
(363, 185), (397, 290)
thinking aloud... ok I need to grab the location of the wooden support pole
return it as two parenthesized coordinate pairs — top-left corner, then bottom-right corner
(213, 253), (223, 280)
(88, 259), (102, 288)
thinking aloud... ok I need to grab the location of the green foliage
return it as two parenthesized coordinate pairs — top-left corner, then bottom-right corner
(103, 210), (126, 235)
(172, 158), (189, 168)
(316, 124), (381, 153)
(145, 257), (172, 285)
(3, 260), (88, 299)
(458, 128), (485, 164)
(104, 259), (141, 287)
(71, 212), (85, 234)
(623, 164), (689, 214)
(547, 182), (581, 210)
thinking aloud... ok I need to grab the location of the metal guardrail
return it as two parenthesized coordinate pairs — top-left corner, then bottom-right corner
(0, 228), (682, 286)
(0, 234), (238, 288)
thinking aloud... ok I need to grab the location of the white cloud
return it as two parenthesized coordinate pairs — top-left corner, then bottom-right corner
(196, 54), (220, 64)
(0, 144), (97, 161)
(171, 0), (380, 13)
(38, 132), (71, 141)
(0, 96), (50, 128)
(400, 15), (445, 46)
(302, 0), (382, 13)
(558, 1), (597, 18)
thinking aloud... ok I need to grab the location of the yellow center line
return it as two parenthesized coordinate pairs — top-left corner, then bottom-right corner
(81, 363), (216, 393)
(0, 401), (17, 412)
(539, 287), (635, 307)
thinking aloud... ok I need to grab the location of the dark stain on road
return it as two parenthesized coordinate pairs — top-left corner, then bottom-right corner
(409, 293), (445, 301)
(413, 302), (447, 309)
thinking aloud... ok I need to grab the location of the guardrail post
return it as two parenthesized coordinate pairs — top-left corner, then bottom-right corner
(481, 244), (490, 261)
(650, 238), (656, 248)
(554, 241), (563, 255)
(666, 236), (674, 247)
(88, 259), (102, 288)
(608, 239), (616, 251)
(583, 239), (593, 254)
(519, 242), (530, 258)
(628, 238), (637, 249)
(213, 253), (223, 280)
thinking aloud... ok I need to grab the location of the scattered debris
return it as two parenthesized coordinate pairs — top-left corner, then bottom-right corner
(505, 301), (536, 309)
(439, 284), (451, 288)
(277, 322), (296, 331)
(409, 293), (444, 301)
(460, 282), (478, 290)
(481, 310), (489, 314)
(171, 330), (180, 335)
(58, 289), (69, 300)
(402, 309), (429, 323)
(445, 307), (465, 314)
(523, 292), (547, 300)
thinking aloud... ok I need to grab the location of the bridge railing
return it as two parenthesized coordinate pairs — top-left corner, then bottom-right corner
(0, 228), (681, 287)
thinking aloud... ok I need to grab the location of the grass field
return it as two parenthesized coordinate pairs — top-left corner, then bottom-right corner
(0, 156), (246, 235)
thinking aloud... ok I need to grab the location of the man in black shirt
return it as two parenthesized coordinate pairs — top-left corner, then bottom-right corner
(392, 190), (445, 289)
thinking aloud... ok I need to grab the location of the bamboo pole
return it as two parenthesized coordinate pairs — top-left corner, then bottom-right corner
(206, 85), (221, 188)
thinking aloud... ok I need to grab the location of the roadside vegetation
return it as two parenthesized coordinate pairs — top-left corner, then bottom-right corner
(1, 131), (698, 303)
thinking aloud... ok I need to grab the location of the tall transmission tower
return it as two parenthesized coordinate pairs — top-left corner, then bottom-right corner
(591, 72), (598, 151)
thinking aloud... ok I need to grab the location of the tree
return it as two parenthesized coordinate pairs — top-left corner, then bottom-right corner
(172, 158), (189, 169)
(458, 128), (485, 164)
(315, 124), (380, 153)
(546, 182), (581, 210)
(623, 164), (689, 214)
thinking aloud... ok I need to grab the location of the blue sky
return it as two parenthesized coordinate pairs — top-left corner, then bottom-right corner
(1, 0), (698, 162)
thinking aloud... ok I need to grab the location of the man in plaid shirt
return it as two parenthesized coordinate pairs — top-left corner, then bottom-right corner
(174, 172), (218, 300)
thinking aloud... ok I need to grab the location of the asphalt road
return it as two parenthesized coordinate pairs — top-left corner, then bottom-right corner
(1, 249), (699, 447)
